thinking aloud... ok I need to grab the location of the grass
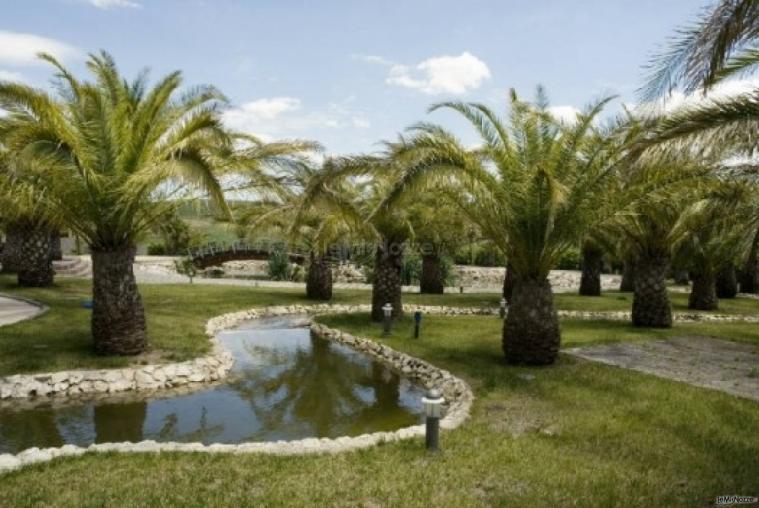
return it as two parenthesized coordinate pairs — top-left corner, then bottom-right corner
(1, 275), (758, 376)
(0, 276), (499, 376)
(0, 310), (757, 506)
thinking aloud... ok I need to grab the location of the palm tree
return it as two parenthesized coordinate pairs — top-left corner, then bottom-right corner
(235, 159), (353, 301)
(379, 88), (623, 364)
(406, 195), (468, 294)
(0, 152), (59, 287)
(0, 51), (232, 355)
(671, 179), (753, 310)
(739, 226), (759, 292)
(641, 0), (759, 100)
(579, 240), (605, 296)
(298, 156), (415, 321)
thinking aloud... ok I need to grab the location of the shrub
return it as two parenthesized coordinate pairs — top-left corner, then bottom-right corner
(147, 242), (168, 255)
(267, 247), (293, 281)
(556, 248), (581, 270)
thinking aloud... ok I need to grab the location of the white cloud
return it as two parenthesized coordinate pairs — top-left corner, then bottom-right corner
(547, 105), (581, 125)
(80, 0), (141, 8)
(0, 31), (79, 66)
(225, 97), (301, 124)
(378, 52), (490, 95)
(636, 78), (759, 115)
(223, 96), (370, 139)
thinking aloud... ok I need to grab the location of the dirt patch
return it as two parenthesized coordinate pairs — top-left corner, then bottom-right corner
(566, 336), (759, 401)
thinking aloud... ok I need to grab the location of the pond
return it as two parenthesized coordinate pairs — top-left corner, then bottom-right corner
(0, 316), (426, 454)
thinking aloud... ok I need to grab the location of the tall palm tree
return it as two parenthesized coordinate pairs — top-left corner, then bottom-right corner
(379, 88), (623, 364)
(0, 51), (231, 355)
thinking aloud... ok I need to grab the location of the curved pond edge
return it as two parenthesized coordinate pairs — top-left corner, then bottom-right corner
(0, 303), (475, 474)
(3, 302), (757, 401)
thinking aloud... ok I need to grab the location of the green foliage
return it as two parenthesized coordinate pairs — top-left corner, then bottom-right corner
(152, 213), (203, 256)
(381, 88), (623, 281)
(0, 51), (232, 250)
(173, 258), (197, 283)
(556, 247), (581, 270)
(401, 252), (421, 285)
(267, 246), (293, 281)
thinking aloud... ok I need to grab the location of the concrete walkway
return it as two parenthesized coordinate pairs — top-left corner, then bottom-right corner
(0, 296), (47, 327)
(566, 337), (759, 402)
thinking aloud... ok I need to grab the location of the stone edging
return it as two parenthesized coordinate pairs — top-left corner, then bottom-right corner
(557, 310), (759, 323)
(0, 303), (474, 474)
(3, 302), (757, 401)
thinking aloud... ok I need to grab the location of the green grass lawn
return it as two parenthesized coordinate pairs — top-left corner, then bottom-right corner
(2, 275), (758, 376)
(0, 309), (757, 506)
(0, 276), (500, 376)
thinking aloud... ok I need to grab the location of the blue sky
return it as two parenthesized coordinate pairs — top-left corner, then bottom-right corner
(2, 0), (707, 154)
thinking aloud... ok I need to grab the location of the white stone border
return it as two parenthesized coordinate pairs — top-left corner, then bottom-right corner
(0, 303), (475, 474)
(3, 303), (757, 401)
(2, 301), (758, 474)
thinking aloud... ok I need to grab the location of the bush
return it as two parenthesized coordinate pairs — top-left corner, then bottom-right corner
(147, 242), (168, 256)
(173, 258), (198, 283)
(401, 253), (422, 285)
(556, 248), (581, 270)
(267, 247), (293, 281)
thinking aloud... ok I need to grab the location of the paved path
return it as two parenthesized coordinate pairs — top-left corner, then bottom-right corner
(566, 337), (759, 402)
(0, 296), (47, 327)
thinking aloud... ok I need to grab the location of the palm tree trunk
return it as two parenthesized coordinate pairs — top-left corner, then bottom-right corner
(579, 244), (602, 296)
(716, 265), (738, 299)
(689, 271), (718, 310)
(91, 247), (147, 355)
(672, 268), (690, 285)
(51, 230), (63, 261)
(502, 276), (560, 365)
(420, 253), (444, 294)
(306, 252), (332, 300)
(502, 262), (515, 303)
(17, 225), (54, 287)
(1, 224), (23, 274)
(739, 228), (759, 294)
(620, 260), (635, 292)
(632, 253), (672, 327)
(371, 242), (404, 322)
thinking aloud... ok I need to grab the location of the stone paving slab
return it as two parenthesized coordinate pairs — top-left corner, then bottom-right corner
(566, 337), (759, 402)
(0, 296), (46, 327)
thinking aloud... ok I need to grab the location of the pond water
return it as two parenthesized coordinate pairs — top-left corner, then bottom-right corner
(0, 316), (425, 454)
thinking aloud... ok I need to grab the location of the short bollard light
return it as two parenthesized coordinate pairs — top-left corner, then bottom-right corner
(413, 310), (422, 338)
(382, 303), (393, 336)
(422, 388), (445, 451)
(499, 297), (507, 319)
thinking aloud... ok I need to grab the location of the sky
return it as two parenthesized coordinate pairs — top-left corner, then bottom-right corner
(1, 0), (710, 155)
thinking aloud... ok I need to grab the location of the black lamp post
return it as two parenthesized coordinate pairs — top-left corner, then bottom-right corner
(413, 310), (422, 338)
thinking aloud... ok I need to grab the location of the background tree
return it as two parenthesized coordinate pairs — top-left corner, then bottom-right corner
(670, 179), (753, 310)
(0, 152), (60, 287)
(406, 194), (468, 294)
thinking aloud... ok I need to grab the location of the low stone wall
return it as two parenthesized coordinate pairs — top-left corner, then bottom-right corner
(0, 334), (234, 401)
(0, 303), (475, 474)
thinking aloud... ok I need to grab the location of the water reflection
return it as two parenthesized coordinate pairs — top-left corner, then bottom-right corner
(0, 319), (424, 454)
